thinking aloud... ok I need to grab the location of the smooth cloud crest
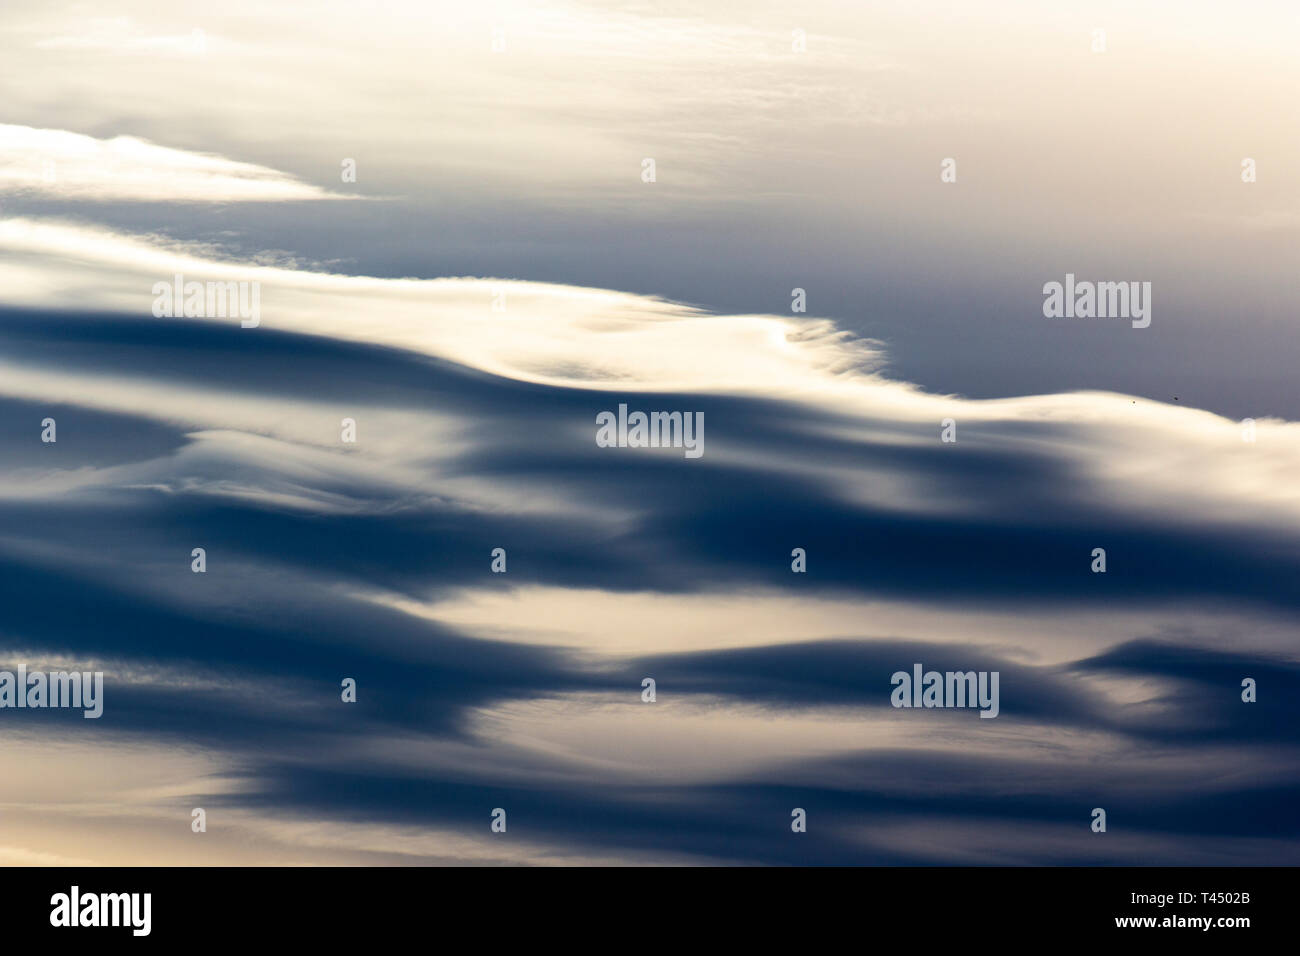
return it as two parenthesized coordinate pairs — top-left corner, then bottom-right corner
(1, 216), (1298, 534)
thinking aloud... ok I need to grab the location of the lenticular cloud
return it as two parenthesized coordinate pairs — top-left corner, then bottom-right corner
(2, 167), (1299, 865)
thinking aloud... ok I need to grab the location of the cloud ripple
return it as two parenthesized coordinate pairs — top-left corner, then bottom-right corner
(0, 218), (1296, 865)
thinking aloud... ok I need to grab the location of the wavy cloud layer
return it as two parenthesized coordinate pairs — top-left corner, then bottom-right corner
(0, 207), (1296, 863)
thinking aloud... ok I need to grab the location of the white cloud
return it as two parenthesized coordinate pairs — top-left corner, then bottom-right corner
(1, 215), (1298, 532)
(0, 124), (349, 202)
(34, 16), (211, 56)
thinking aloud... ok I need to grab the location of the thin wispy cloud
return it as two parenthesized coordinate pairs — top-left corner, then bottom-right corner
(0, 125), (352, 202)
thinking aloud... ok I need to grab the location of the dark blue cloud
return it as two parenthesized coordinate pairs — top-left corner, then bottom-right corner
(1, 304), (1296, 865)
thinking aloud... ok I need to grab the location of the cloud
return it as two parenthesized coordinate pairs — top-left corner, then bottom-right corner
(33, 16), (211, 56)
(1, 16), (1297, 863)
(0, 125), (350, 202)
(1, 216), (1298, 539)
(0, 213), (1298, 864)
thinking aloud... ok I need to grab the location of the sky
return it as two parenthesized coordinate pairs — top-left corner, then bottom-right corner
(0, 0), (1297, 865)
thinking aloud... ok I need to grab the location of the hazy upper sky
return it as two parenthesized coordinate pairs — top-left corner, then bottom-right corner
(3, 0), (1298, 413)
(0, 1), (1297, 865)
